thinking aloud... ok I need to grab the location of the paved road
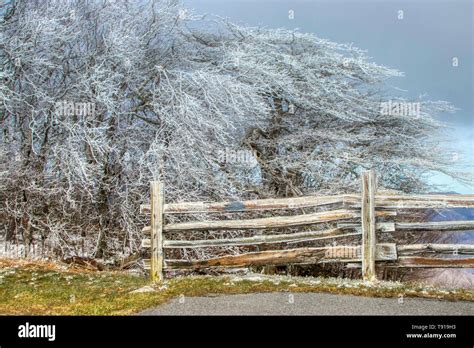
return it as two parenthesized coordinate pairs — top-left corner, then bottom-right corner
(139, 292), (474, 315)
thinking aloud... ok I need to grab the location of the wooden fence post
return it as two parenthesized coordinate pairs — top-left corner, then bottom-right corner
(361, 170), (377, 281)
(150, 181), (164, 282)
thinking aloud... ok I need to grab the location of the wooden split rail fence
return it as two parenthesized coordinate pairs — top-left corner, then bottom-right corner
(141, 170), (474, 282)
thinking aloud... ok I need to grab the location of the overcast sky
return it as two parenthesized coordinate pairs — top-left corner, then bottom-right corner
(184, 0), (473, 193)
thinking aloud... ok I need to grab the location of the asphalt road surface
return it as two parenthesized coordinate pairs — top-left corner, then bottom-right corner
(139, 292), (474, 315)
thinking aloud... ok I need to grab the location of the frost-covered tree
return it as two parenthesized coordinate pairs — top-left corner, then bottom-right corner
(0, 0), (468, 258)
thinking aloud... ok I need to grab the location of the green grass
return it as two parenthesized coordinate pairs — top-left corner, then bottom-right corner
(0, 258), (472, 315)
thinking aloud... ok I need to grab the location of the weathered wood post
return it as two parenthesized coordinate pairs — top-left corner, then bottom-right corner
(150, 181), (164, 282)
(361, 170), (377, 281)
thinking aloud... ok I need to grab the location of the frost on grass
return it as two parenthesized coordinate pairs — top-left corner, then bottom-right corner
(129, 285), (156, 294)
(225, 272), (470, 297)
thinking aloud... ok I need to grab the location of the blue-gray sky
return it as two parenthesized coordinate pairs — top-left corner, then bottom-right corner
(184, 0), (473, 193)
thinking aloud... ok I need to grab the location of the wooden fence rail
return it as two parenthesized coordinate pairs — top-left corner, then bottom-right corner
(141, 171), (474, 282)
(140, 194), (474, 214)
